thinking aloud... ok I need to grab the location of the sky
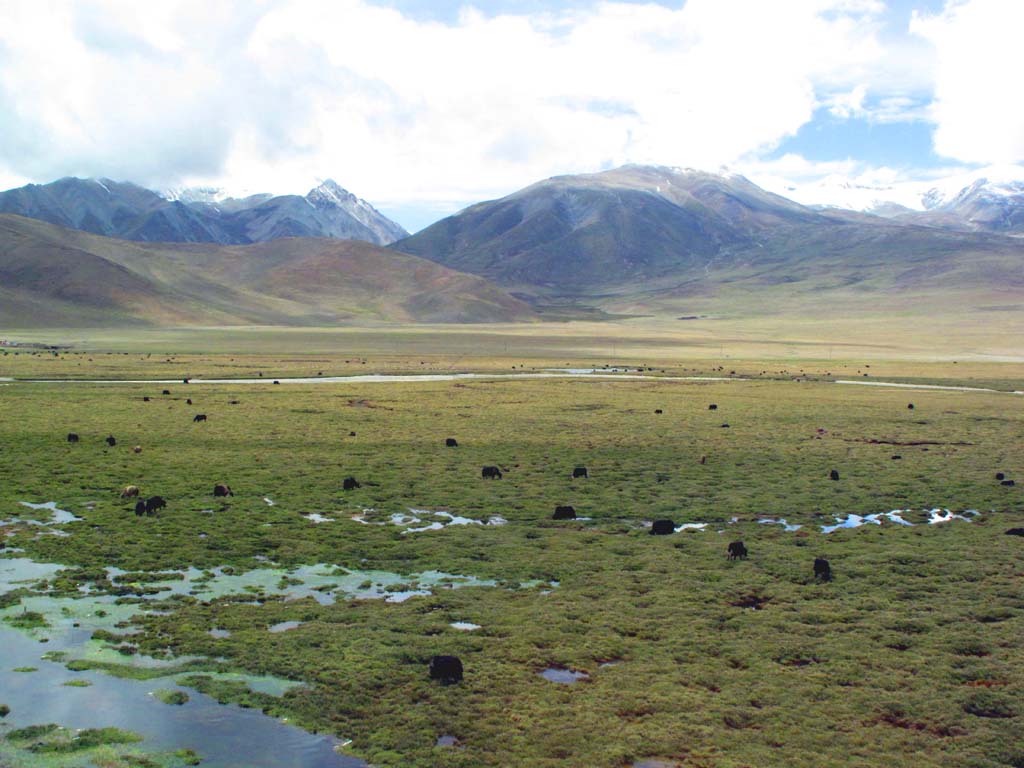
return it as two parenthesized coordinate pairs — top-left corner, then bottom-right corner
(0, 0), (1022, 232)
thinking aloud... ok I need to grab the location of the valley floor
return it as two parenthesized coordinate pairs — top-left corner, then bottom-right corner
(0, 343), (1021, 767)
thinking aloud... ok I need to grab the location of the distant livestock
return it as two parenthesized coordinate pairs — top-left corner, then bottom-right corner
(654, 409), (663, 414)
(481, 466), (502, 480)
(120, 485), (139, 498)
(1005, 528), (1024, 537)
(996, 472), (1005, 480)
(572, 466), (589, 479)
(105, 436), (117, 447)
(134, 500), (147, 516)
(727, 541), (748, 560)
(814, 558), (832, 581)
(133, 446), (142, 454)
(67, 433), (79, 443)
(343, 477), (361, 491)
(907, 403), (915, 410)
(162, 390), (171, 395)
(446, 438), (458, 447)
(145, 496), (167, 514)
(429, 655), (463, 684)
(193, 414), (207, 423)
(829, 469), (840, 481)
(708, 404), (718, 410)
(891, 455), (902, 460)
(143, 397), (150, 402)
(650, 519), (675, 535)
(213, 484), (233, 497)
(553, 505), (576, 520)
(186, 398), (192, 405)
(1001, 480), (1016, 487)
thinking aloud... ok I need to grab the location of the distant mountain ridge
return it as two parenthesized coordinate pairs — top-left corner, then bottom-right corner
(0, 178), (407, 246)
(0, 214), (532, 327)
(784, 168), (1024, 235)
(394, 164), (1024, 313)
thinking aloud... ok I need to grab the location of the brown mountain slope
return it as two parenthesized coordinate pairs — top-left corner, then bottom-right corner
(0, 214), (536, 327)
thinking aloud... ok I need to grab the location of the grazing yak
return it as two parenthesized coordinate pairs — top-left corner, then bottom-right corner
(120, 485), (140, 499)
(145, 496), (166, 515)
(814, 558), (832, 581)
(481, 466), (502, 480)
(67, 433), (79, 443)
(650, 519), (675, 535)
(133, 445), (142, 454)
(186, 398), (192, 405)
(1005, 528), (1024, 537)
(572, 466), (589, 479)
(708, 404), (718, 410)
(553, 505), (576, 520)
(907, 403), (915, 410)
(727, 541), (748, 560)
(1002, 480), (1016, 487)
(105, 436), (117, 447)
(446, 438), (458, 447)
(134, 500), (147, 516)
(996, 472), (1005, 480)
(429, 655), (463, 684)
(193, 414), (207, 423)
(162, 390), (171, 396)
(343, 477), (361, 491)
(829, 469), (840, 481)
(654, 409), (663, 414)
(213, 484), (233, 497)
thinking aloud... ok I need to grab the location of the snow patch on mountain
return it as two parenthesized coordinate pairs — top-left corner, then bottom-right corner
(778, 165), (1024, 215)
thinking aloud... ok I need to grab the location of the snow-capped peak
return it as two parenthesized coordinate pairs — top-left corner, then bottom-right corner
(161, 186), (237, 204)
(306, 179), (358, 207)
(770, 165), (1024, 214)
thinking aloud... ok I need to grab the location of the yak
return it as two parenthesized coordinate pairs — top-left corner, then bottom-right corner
(727, 541), (748, 560)
(553, 505), (577, 520)
(429, 655), (463, 684)
(814, 558), (832, 581)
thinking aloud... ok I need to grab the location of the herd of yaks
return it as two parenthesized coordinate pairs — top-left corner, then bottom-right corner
(58, 392), (1023, 687)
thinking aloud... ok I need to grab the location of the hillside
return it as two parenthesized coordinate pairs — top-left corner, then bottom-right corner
(394, 165), (1024, 314)
(0, 215), (535, 327)
(0, 178), (407, 247)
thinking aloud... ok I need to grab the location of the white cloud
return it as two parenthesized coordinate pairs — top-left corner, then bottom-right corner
(0, 0), (907, 206)
(911, 0), (1024, 164)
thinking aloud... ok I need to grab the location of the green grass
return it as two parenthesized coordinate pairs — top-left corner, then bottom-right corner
(5, 611), (49, 629)
(1, 355), (1022, 767)
(152, 689), (190, 706)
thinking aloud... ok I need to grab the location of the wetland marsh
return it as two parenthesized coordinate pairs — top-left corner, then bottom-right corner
(1, 350), (1021, 767)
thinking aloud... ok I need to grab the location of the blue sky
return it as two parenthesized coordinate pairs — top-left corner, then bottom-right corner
(1, 0), (1022, 231)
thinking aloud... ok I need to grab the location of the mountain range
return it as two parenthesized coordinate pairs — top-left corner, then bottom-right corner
(1, 165), (1023, 328)
(0, 178), (407, 247)
(0, 215), (531, 327)
(394, 165), (1024, 310)
(784, 169), (1024, 235)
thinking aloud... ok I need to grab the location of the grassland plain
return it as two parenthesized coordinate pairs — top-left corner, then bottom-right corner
(0, 360), (1022, 767)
